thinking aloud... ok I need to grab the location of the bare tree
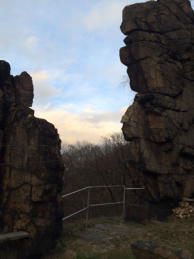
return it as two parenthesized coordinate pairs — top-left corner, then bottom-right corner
(61, 133), (131, 217)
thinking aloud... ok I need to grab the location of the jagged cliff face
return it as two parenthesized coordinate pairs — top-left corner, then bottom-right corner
(0, 61), (64, 257)
(120, 0), (194, 219)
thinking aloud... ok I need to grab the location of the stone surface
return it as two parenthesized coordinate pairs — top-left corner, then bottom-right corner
(0, 61), (64, 258)
(173, 200), (194, 219)
(131, 240), (192, 259)
(120, 0), (194, 219)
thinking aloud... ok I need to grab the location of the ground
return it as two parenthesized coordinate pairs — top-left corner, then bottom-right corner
(43, 216), (194, 259)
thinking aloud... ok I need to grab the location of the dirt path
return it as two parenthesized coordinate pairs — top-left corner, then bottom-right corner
(62, 222), (145, 258)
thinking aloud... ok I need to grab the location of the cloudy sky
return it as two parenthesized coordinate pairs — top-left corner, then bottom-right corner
(1, 0), (193, 144)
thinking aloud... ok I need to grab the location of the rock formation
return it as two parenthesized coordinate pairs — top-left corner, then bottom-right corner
(0, 61), (64, 258)
(120, 0), (194, 219)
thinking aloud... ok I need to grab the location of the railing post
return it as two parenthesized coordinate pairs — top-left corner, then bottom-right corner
(86, 188), (90, 229)
(122, 185), (126, 219)
(62, 185), (144, 224)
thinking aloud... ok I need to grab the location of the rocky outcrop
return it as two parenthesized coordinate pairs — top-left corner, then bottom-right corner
(0, 61), (64, 258)
(120, 0), (194, 219)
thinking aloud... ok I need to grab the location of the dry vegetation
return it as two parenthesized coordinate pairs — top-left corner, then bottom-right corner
(50, 133), (194, 258)
(43, 216), (194, 259)
(61, 133), (131, 219)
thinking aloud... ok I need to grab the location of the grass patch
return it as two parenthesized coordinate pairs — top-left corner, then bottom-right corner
(75, 248), (135, 259)
(144, 217), (194, 254)
(97, 248), (135, 259)
(42, 216), (194, 258)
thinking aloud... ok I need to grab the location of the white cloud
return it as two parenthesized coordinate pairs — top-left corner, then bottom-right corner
(83, 1), (125, 31)
(31, 70), (60, 104)
(34, 107), (127, 144)
(82, 0), (152, 32)
(32, 70), (50, 82)
(80, 109), (122, 123)
(23, 36), (38, 49)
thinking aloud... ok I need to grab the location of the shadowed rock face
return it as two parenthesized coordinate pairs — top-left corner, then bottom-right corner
(0, 61), (64, 257)
(120, 0), (194, 219)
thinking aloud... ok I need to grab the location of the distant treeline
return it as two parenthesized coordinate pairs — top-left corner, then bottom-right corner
(61, 133), (131, 219)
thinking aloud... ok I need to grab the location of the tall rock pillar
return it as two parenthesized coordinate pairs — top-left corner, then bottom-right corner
(0, 61), (64, 257)
(120, 0), (194, 220)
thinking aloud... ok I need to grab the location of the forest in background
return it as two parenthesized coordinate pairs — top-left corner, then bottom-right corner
(61, 133), (131, 219)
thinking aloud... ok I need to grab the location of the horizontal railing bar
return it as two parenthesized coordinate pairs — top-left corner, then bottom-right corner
(62, 185), (146, 225)
(62, 207), (88, 221)
(89, 185), (122, 189)
(62, 186), (89, 198)
(90, 201), (123, 207)
(62, 186), (145, 200)
(62, 185), (123, 199)
(125, 187), (144, 190)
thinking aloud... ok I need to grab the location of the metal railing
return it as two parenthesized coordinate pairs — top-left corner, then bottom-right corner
(62, 185), (144, 228)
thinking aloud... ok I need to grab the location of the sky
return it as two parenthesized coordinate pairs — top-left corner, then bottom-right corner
(1, 0), (194, 144)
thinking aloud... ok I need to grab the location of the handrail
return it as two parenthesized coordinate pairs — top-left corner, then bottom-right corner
(61, 185), (122, 198)
(62, 207), (88, 221)
(125, 187), (144, 190)
(90, 201), (123, 207)
(62, 186), (89, 198)
(62, 185), (144, 228)
(89, 185), (122, 188)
